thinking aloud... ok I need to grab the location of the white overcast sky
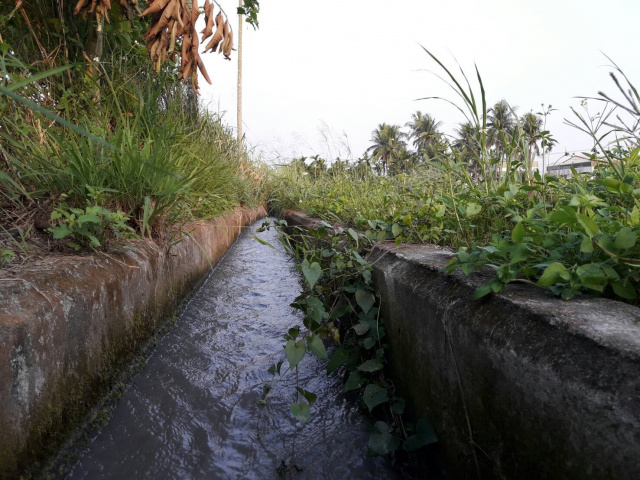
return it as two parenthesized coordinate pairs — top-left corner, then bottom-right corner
(199, 0), (640, 166)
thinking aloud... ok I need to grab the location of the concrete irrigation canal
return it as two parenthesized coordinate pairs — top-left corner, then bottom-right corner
(63, 220), (400, 479)
(2, 209), (639, 480)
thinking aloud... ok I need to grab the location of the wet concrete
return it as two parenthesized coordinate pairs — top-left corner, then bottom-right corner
(0, 208), (266, 478)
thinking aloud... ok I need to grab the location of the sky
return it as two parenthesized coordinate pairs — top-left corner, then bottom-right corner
(198, 0), (640, 167)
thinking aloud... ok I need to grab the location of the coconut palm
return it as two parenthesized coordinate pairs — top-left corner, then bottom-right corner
(487, 99), (517, 179)
(453, 121), (481, 178)
(521, 112), (543, 161)
(406, 111), (443, 161)
(366, 123), (407, 176)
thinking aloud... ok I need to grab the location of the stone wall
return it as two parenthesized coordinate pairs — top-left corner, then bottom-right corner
(0, 207), (266, 478)
(285, 210), (640, 480)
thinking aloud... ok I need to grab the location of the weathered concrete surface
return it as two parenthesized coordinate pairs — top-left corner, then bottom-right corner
(369, 242), (640, 480)
(0, 207), (266, 478)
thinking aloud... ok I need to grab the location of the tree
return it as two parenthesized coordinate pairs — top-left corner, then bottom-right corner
(488, 99), (516, 151)
(366, 123), (407, 176)
(453, 121), (481, 178)
(405, 111), (443, 161)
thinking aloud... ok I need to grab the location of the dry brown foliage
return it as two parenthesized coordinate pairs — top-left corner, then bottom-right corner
(67, 0), (234, 92)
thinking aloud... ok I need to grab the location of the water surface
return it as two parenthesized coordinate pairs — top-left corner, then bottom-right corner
(67, 220), (400, 480)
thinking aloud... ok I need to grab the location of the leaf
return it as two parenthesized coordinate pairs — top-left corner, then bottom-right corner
(358, 359), (384, 372)
(465, 202), (481, 217)
(612, 280), (637, 300)
(537, 262), (568, 287)
(295, 387), (317, 406)
(363, 384), (389, 411)
(285, 339), (305, 369)
(580, 236), (594, 254)
(473, 284), (492, 300)
(403, 418), (438, 451)
(511, 222), (525, 243)
(576, 214), (599, 238)
(615, 227), (637, 250)
(548, 206), (576, 225)
(390, 396), (406, 415)
(291, 402), (311, 424)
(347, 228), (359, 245)
(78, 214), (101, 224)
(301, 259), (322, 289)
(368, 421), (401, 456)
(327, 346), (348, 374)
(307, 334), (328, 360)
(355, 289), (375, 315)
(353, 322), (370, 336)
(251, 234), (275, 249)
(391, 223), (403, 238)
(343, 372), (365, 392)
(51, 226), (72, 239)
(363, 337), (377, 349)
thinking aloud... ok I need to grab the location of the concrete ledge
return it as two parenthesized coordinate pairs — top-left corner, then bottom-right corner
(369, 242), (640, 480)
(284, 210), (640, 480)
(0, 207), (266, 478)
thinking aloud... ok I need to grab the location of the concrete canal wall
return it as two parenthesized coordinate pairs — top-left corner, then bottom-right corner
(0, 207), (266, 478)
(285, 210), (640, 480)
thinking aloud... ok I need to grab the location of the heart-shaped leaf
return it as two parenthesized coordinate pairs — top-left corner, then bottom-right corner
(355, 289), (375, 315)
(285, 339), (305, 369)
(291, 402), (311, 424)
(301, 259), (322, 289)
(307, 334), (328, 360)
(363, 384), (388, 411)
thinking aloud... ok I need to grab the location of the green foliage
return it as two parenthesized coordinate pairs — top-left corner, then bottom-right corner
(269, 52), (640, 305)
(48, 193), (136, 251)
(238, 0), (260, 29)
(259, 219), (437, 457)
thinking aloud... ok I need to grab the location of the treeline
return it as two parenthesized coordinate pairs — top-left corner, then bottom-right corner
(291, 102), (557, 180)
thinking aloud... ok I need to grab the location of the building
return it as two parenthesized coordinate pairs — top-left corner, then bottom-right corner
(546, 154), (595, 178)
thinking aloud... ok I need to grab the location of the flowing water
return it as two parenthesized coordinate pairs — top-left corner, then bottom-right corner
(66, 220), (401, 480)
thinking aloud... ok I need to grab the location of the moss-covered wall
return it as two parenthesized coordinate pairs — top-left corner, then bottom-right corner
(0, 207), (266, 478)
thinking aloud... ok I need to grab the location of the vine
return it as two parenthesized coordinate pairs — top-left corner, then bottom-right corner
(255, 218), (438, 458)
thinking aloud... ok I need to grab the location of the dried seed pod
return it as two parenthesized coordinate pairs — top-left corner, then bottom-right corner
(197, 56), (211, 84)
(217, 19), (229, 53)
(203, 12), (223, 51)
(143, 0), (176, 39)
(139, 0), (171, 17)
(200, 0), (214, 41)
(222, 26), (232, 60)
(73, 0), (90, 14)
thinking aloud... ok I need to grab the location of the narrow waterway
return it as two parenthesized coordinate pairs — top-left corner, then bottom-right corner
(66, 220), (400, 480)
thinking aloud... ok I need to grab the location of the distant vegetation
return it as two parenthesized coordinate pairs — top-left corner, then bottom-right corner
(270, 51), (640, 304)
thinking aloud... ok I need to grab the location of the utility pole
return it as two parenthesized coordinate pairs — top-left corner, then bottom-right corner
(237, 0), (243, 161)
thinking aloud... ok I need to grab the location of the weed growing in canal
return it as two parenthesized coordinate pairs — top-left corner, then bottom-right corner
(256, 219), (438, 457)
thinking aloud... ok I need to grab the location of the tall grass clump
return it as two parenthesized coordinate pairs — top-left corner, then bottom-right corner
(0, 4), (267, 259)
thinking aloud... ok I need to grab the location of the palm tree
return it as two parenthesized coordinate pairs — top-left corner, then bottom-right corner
(453, 121), (480, 179)
(488, 100), (516, 143)
(366, 123), (407, 176)
(309, 155), (327, 178)
(521, 112), (543, 165)
(488, 99), (517, 179)
(406, 111), (443, 161)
